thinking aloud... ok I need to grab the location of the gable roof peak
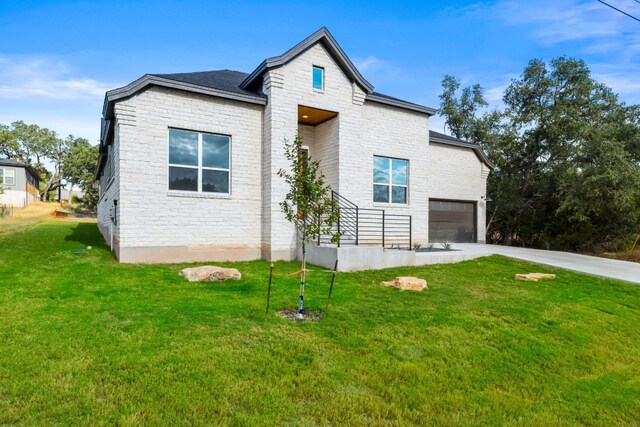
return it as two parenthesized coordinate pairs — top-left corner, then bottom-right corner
(239, 27), (374, 94)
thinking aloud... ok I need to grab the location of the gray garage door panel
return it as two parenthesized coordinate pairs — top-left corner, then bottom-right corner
(429, 200), (476, 243)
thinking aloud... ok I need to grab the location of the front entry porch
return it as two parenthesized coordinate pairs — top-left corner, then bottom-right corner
(306, 244), (482, 272)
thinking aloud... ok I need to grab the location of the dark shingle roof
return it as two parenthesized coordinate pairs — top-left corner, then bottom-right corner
(149, 69), (262, 98)
(429, 130), (476, 145)
(368, 91), (436, 115)
(0, 158), (41, 180)
(428, 131), (494, 169)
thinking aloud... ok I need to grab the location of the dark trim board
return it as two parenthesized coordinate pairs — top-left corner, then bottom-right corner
(428, 198), (478, 243)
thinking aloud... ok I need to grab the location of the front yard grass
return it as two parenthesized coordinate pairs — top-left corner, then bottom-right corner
(1, 221), (639, 425)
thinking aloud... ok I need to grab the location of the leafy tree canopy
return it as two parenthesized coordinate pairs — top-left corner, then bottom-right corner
(438, 57), (640, 252)
(0, 121), (98, 202)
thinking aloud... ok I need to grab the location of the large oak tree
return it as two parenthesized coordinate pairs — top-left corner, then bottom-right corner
(438, 57), (640, 252)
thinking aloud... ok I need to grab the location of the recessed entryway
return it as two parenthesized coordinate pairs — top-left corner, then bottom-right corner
(429, 199), (477, 243)
(298, 105), (338, 126)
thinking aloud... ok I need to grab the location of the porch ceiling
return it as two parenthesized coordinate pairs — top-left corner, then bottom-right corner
(298, 105), (338, 126)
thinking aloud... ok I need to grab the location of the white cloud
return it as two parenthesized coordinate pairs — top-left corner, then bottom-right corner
(0, 55), (115, 100)
(592, 64), (640, 104)
(355, 56), (384, 72)
(354, 55), (402, 79)
(484, 85), (506, 103)
(494, 0), (640, 51)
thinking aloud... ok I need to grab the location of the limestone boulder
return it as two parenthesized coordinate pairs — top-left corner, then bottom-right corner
(515, 273), (556, 282)
(179, 266), (241, 282)
(381, 276), (427, 292)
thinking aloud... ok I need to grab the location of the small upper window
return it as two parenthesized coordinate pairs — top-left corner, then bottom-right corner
(0, 168), (15, 186)
(312, 66), (324, 91)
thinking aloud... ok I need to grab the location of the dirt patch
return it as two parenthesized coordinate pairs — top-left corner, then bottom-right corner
(601, 250), (640, 263)
(276, 310), (323, 322)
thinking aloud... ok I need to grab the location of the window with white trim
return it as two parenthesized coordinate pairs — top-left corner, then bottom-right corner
(373, 156), (408, 204)
(168, 128), (230, 194)
(0, 168), (15, 186)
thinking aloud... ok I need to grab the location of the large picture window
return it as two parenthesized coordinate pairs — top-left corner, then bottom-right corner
(168, 128), (230, 194)
(0, 168), (15, 186)
(373, 156), (408, 204)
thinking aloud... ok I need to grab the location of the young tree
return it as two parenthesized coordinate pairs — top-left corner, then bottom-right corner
(278, 134), (339, 320)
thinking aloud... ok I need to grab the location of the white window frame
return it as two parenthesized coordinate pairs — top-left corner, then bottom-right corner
(0, 168), (15, 186)
(167, 128), (231, 195)
(373, 156), (409, 205)
(312, 65), (324, 91)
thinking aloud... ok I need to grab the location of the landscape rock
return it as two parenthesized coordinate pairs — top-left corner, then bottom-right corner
(179, 266), (241, 282)
(380, 276), (427, 292)
(515, 273), (556, 282)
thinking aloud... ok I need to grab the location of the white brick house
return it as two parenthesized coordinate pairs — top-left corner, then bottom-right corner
(96, 28), (493, 264)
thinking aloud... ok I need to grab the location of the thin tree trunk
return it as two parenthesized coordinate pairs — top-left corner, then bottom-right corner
(298, 234), (306, 321)
(297, 216), (308, 320)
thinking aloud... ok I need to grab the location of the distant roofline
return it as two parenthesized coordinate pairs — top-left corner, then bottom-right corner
(0, 158), (41, 180)
(429, 131), (495, 169)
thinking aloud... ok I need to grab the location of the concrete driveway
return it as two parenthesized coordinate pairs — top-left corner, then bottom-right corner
(455, 244), (640, 285)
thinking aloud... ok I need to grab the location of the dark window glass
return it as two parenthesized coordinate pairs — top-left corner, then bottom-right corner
(373, 184), (389, 203)
(169, 129), (198, 166)
(169, 167), (198, 191)
(202, 170), (229, 193)
(392, 186), (407, 204)
(202, 134), (229, 169)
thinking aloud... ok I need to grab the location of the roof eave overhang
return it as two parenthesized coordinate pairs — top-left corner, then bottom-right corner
(430, 136), (495, 170)
(103, 74), (267, 120)
(0, 161), (41, 181)
(239, 27), (374, 95)
(97, 75), (267, 180)
(366, 94), (436, 116)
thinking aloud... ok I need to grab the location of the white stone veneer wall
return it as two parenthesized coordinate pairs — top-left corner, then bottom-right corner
(427, 143), (489, 243)
(263, 43), (432, 257)
(97, 121), (121, 255)
(109, 86), (264, 262)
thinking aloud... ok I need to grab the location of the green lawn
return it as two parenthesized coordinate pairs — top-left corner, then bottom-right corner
(1, 221), (639, 425)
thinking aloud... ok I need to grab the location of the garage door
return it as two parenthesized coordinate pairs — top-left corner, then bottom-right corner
(429, 200), (476, 243)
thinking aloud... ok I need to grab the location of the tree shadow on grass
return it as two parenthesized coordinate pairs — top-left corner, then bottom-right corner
(64, 222), (108, 249)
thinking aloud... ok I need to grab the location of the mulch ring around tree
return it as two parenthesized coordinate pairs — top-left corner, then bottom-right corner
(276, 309), (324, 322)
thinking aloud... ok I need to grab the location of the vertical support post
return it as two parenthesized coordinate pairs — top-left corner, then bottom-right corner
(355, 206), (359, 246)
(266, 262), (274, 315)
(325, 259), (339, 312)
(382, 210), (385, 249)
(317, 212), (321, 246)
(409, 215), (412, 250)
(337, 210), (341, 248)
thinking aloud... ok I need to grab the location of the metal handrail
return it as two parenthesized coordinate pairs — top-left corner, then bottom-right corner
(321, 190), (412, 250)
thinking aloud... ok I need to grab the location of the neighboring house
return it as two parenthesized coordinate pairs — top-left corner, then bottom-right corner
(0, 159), (40, 208)
(96, 27), (493, 263)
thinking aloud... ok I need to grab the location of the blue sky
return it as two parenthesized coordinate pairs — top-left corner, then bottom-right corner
(0, 0), (638, 143)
